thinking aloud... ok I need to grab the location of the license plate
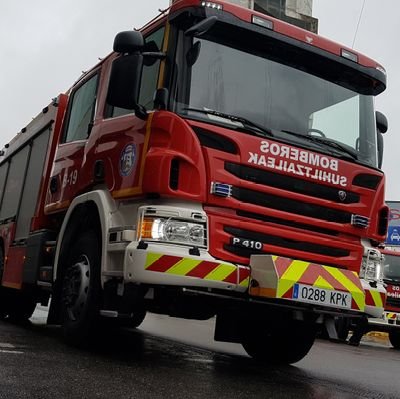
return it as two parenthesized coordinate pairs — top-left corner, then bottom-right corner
(293, 284), (351, 309)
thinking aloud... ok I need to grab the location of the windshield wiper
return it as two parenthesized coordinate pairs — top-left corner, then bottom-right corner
(281, 129), (358, 161)
(183, 107), (274, 138)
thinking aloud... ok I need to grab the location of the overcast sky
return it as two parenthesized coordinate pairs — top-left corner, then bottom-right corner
(0, 1), (398, 198)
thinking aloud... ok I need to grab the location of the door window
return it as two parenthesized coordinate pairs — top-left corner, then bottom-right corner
(63, 73), (99, 142)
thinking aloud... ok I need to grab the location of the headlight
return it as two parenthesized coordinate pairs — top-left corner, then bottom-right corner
(360, 248), (383, 282)
(138, 217), (206, 247)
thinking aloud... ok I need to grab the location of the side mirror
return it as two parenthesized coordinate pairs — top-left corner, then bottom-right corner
(376, 111), (387, 169)
(107, 31), (146, 118)
(107, 54), (144, 115)
(377, 131), (384, 169)
(113, 31), (144, 53)
(376, 111), (388, 134)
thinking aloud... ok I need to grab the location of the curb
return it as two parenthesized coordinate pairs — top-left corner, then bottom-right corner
(366, 331), (388, 338)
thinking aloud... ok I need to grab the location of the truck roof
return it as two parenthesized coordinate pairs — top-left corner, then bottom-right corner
(170, 0), (385, 71)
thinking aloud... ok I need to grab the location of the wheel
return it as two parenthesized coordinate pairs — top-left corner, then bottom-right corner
(241, 319), (317, 364)
(307, 128), (325, 137)
(389, 330), (400, 349)
(61, 230), (102, 345)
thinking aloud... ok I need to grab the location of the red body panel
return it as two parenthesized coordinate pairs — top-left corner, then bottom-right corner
(2, 246), (26, 289)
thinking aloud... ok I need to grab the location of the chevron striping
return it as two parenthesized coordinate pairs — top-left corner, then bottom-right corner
(274, 256), (295, 277)
(277, 260), (309, 297)
(145, 253), (163, 268)
(205, 264), (237, 281)
(313, 275), (334, 290)
(369, 289), (384, 308)
(165, 258), (202, 276)
(325, 267), (364, 310)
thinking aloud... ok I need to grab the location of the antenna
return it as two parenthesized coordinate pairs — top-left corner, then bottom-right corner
(352, 0), (366, 49)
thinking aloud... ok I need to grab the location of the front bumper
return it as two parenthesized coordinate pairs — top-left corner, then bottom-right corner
(123, 245), (385, 316)
(124, 242), (250, 292)
(368, 311), (400, 331)
(248, 254), (386, 316)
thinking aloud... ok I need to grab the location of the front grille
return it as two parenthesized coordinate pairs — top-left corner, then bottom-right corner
(231, 186), (352, 224)
(224, 226), (350, 258)
(237, 210), (339, 236)
(193, 127), (238, 154)
(226, 162), (359, 204)
(353, 173), (382, 189)
(208, 159), (374, 270)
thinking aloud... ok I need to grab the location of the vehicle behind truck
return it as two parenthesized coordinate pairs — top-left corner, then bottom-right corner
(0, 0), (389, 363)
(363, 249), (400, 348)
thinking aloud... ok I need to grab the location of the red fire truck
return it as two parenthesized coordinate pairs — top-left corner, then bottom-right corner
(0, 0), (389, 363)
(363, 249), (400, 348)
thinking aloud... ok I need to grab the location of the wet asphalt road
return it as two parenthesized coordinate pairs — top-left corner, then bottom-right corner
(0, 307), (399, 399)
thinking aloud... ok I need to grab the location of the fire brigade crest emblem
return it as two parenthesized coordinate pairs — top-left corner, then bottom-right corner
(120, 143), (137, 176)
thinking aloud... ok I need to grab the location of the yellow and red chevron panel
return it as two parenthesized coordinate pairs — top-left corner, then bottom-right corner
(145, 253), (250, 287)
(250, 256), (366, 312)
(365, 288), (386, 309)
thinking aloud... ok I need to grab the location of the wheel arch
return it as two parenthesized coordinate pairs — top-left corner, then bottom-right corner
(53, 190), (117, 284)
(48, 190), (116, 325)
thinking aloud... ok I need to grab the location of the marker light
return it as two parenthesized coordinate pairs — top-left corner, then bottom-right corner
(252, 15), (274, 30)
(201, 1), (223, 10)
(341, 49), (358, 63)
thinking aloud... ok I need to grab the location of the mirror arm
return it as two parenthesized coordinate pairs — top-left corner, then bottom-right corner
(142, 51), (166, 60)
(134, 104), (148, 121)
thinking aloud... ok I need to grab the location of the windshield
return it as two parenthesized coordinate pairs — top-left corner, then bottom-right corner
(176, 34), (378, 167)
(384, 254), (400, 281)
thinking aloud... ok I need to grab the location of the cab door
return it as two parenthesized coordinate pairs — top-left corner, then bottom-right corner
(45, 72), (99, 213)
(95, 26), (166, 199)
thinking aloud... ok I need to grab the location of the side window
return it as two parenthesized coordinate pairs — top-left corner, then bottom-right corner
(63, 73), (99, 143)
(108, 27), (165, 118)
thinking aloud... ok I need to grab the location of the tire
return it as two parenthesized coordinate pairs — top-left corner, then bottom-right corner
(389, 329), (400, 349)
(61, 230), (102, 345)
(241, 319), (317, 364)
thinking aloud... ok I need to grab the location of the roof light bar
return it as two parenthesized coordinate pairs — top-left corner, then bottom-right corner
(252, 15), (274, 30)
(341, 49), (358, 63)
(201, 1), (223, 10)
